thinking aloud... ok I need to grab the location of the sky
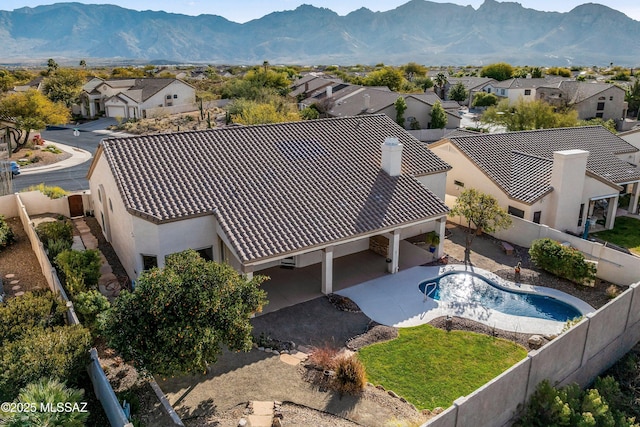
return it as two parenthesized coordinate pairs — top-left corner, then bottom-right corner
(2, 0), (640, 22)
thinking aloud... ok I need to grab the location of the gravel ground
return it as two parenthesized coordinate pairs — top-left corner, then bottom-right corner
(10, 145), (71, 169)
(0, 217), (48, 296)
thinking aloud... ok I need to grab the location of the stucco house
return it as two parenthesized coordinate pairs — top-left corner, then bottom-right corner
(429, 126), (640, 235)
(481, 77), (566, 104)
(87, 115), (451, 294)
(79, 77), (196, 119)
(444, 77), (497, 106)
(536, 81), (628, 123)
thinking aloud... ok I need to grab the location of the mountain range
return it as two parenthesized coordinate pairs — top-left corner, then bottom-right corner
(0, 0), (639, 66)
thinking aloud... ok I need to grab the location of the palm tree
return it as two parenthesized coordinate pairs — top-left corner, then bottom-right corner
(435, 72), (448, 99)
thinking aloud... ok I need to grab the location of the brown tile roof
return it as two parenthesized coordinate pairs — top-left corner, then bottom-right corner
(445, 126), (640, 203)
(99, 115), (451, 263)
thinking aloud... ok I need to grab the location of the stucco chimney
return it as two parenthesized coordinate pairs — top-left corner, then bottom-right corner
(381, 137), (403, 177)
(548, 149), (589, 233)
(304, 82), (309, 92)
(363, 93), (371, 110)
(326, 85), (332, 98)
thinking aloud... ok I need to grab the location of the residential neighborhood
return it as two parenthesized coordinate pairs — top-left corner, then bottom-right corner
(2, 2), (640, 427)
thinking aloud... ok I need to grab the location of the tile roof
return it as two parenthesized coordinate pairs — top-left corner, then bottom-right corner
(445, 126), (640, 203)
(98, 115), (451, 263)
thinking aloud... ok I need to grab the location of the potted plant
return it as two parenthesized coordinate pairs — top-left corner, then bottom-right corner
(425, 231), (440, 253)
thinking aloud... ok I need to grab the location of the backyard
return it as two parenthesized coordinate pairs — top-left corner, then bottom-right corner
(592, 216), (640, 256)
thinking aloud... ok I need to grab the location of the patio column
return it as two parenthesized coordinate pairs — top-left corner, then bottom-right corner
(436, 218), (446, 258)
(242, 265), (254, 281)
(387, 230), (401, 274)
(605, 195), (619, 230)
(321, 247), (334, 294)
(629, 182), (640, 215)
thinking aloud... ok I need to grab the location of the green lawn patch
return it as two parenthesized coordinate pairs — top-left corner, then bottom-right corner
(358, 324), (527, 410)
(592, 216), (640, 256)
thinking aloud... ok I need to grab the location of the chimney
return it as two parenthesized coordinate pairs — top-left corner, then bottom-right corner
(326, 85), (332, 98)
(304, 82), (309, 92)
(548, 149), (589, 233)
(363, 93), (370, 110)
(381, 137), (403, 177)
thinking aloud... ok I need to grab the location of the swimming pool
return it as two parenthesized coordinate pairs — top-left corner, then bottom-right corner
(418, 271), (582, 322)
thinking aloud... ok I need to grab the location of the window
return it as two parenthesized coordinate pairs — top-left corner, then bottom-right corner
(166, 95), (172, 100)
(524, 89), (531, 95)
(142, 255), (158, 271)
(597, 102), (605, 111)
(609, 96), (613, 101)
(109, 198), (113, 212)
(578, 203), (585, 226)
(596, 112), (604, 118)
(173, 94), (178, 99)
(196, 247), (213, 261)
(508, 206), (525, 218)
(558, 93), (562, 98)
(454, 180), (465, 188)
(97, 188), (102, 203)
(533, 211), (541, 224)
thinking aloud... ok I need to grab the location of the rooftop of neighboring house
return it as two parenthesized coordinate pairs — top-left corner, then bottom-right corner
(488, 76), (567, 90)
(91, 114), (451, 263)
(433, 126), (640, 203)
(446, 77), (497, 90)
(85, 78), (192, 102)
(554, 81), (626, 104)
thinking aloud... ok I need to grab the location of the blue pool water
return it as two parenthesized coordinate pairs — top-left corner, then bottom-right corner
(418, 272), (582, 322)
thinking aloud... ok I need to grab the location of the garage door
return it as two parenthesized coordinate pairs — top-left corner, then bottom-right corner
(106, 105), (125, 118)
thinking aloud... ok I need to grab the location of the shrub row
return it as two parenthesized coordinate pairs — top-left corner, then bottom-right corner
(0, 215), (14, 251)
(529, 238), (597, 285)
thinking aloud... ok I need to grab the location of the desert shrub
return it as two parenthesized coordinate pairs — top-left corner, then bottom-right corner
(22, 183), (69, 199)
(0, 325), (91, 401)
(36, 220), (73, 248)
(0, 291), (66, 344)
(74, 290), (110, 331)
(0, 215), (14, 250)
(529, 238), (597, 285)
(333, 356), (367, 395)
(308, 345), (339, 370)
(515, 378), (638, 427)
(2, 378), (89, 426)
(46, 237), (72, 261)
(55, 249), (102, 296)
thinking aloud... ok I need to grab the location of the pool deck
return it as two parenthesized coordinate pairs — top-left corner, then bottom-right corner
(336, 263), (595, 335)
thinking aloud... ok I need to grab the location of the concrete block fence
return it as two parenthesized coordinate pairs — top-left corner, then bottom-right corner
(424, 282), (640, 427)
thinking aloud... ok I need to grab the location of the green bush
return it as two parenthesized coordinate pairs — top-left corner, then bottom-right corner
(55, 249), (102, 296)
(0, 291), (66, 344)
(46, 238), (72, 261)
(0, 325), (91, 401)
(515, 378), (638, 427)
(529, 238), (597, 285)
(333, 356), (367, 395)
(36, 220), (73, 249)
(74, 290), (110, 332)
(2, 378), (89, 426)
(0, 215), (14, 250)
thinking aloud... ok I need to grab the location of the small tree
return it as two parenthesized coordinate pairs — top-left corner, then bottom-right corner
(472, 92), (499, 108)
(450, 188), (512, 260)
(434, 72), (448, 99)
(394, 96), (407, 127)
(449, 82), (469, 103)
(480, 62), (514, 81)
(430, 101), (447, 129)
(102, 249), (268, 376)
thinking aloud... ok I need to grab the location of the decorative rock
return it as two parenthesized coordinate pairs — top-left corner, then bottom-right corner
(388, 390), (398, 398)
(15, 292), (24, 297)
(265, 348), (272, 353)
(12, 285), (21, 291)
(376, 385), (386, 391)
(272, 417), (282, 427)
(528, 335), (545, 349)
(297, 345), (312, 354)
(400, 397), (407, 403)
(258, 347), (265, 352)
(422, 409), (432, 416)
(4, 274), (15, 279)
(432, 407), (444, 414)
(238, 418), (248, 427)
(10, 280), (19, 285)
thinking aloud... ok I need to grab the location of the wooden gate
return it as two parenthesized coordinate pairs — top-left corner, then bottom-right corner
(68, 194), (84, 217)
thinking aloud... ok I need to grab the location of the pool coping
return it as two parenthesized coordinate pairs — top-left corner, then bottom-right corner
(336, 264), (595, 335)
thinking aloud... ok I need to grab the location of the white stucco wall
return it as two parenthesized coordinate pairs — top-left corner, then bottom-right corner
(416, 171), (447, 201)
(89, 154), (137, 278)
(19, 190), (71, 217)
(141, 80), (196, 113)
(0, 194), (18, 217)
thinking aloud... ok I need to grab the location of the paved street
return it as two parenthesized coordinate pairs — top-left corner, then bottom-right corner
(12, 119), (123, 192)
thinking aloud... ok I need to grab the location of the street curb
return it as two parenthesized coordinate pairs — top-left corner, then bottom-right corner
(20, 141), (92, 175)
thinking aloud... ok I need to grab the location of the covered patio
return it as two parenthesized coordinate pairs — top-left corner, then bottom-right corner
(258, 240), (436, 314)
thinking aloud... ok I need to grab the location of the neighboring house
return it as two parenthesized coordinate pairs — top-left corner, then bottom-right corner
(536, 81), (628, 122)
(12, 76), (45, 93)
(430, 126), (640, 235)
(87, 115), (451, 294)
(444, 77), (497, 106)
(481, 77), (566, 104)
(289, 74), (338, 102)
(79, 77), (196, 119)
